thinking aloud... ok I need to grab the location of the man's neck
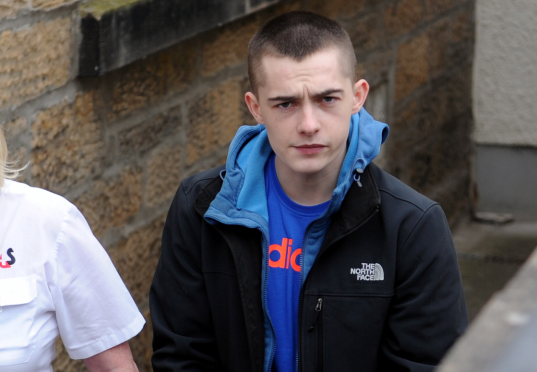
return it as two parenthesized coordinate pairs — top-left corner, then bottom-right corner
(274, 159), (341, 206)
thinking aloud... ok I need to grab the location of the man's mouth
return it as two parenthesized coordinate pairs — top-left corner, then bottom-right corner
(294, 144), (325, 155)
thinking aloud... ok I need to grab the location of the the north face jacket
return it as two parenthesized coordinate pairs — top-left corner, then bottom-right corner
(150, 109), (468, 372)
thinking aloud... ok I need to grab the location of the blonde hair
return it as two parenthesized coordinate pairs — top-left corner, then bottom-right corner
(0, 127), (26, 188)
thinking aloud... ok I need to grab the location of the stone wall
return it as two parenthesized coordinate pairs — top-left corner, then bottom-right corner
(0, 0), (475, 370)
(472, 0), (537, 220)
(473, 0), (537, 147)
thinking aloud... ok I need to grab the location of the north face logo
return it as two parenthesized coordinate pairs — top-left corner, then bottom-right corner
(350, 263), (384, 281)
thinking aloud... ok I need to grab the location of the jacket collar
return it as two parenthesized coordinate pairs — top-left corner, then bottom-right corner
(321, 163), (381, 254)
(194, 174), (225, 217)
(195, 162), (382, 246)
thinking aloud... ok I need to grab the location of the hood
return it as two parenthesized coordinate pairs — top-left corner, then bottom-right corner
(204, 108), (389, 226)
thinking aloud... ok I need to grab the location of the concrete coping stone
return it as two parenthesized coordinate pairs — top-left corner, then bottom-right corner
(438, 245), (537, 372)
(78, 0), (280, 76)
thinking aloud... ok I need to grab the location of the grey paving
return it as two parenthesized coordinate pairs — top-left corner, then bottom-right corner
(452, 219), (537, 322)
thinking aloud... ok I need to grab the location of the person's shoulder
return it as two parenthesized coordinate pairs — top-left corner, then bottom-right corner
(180, 164), (225, 197)
(369, 163), (437, 212)
(2, 180), (72, 212)
(166, 164), (225, 222)
(1, 180), (79, 236)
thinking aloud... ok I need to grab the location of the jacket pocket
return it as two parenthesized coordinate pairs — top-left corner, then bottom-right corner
(0, 275), (38, 366)
(303, 294), (391, 371)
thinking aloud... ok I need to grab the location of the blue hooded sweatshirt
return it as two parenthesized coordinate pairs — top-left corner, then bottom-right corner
(204, 108), (389, 372)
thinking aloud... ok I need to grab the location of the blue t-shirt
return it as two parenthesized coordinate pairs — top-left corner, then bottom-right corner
(265, 154), (329, 372)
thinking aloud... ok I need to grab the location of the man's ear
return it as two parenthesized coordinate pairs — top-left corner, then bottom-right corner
(245, 92), (264, 124)
(352, 79), (370, 114)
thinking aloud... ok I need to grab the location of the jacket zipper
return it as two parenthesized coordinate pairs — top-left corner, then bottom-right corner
(260, 228), (277, 372)
(308, 298), (323, 331)
(296, 216), (321, 372)
(311, 298), (323, 372)
(297, 205), (379, 372)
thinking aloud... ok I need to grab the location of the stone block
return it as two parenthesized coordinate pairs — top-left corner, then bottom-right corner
(31, 91), (105, 195)
(356, 62), (366, 81)
(451, 11), (473, 43)
(347, 13), (382, 54)
(419, 85), (453, 137)
(384, 98), (419, 175)
(395, 32), (429, 101)
(402, 107), (470, 195)
(0, 0), (26, 20)
(145, 143), (183, 208)
(308, 0), (370, 21)
(118, 107), (181, 158)
(425, 0), (461, 19)
(157, 39), (198, 95)
(107, 215), (165, 306)
(430, 67), (471, 120)
(428, 19), (450, 78)
(4, 117), (27, 137)
(107, 56), (160, 121)
(384, 0), (424, 39)
(253, 0), (300, 28)
(408, 148), (445, 194)
(394, 99), (420, 132)
(31, 0), (73, 9)
(0, 17), (72, 109)
(388, 66), (472, 188)
(423, 132), (469, 192)
(425, 0), (450, 18)
(73, 165), (143, 238)
(201, 17), (259, 77)
(79, 0), (248, 76)
(364, 50), (391, 86)
(446, 10), (474, 67)
(186, 78), (243, 165)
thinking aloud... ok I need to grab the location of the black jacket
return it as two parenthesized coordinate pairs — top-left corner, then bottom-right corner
(150, 163), (468, 372)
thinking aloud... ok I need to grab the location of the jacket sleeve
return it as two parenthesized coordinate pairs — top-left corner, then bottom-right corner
(378, 204), (468, 371)
(150, 182), (219, 371)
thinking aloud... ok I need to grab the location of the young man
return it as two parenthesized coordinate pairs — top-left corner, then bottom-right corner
(151, 11), (468, 372)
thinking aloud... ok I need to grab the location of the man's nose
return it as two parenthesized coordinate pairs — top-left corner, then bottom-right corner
(298, 102), (321, 135)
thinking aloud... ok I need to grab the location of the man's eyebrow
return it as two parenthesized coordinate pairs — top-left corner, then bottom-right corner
(267, 95), (299, 102)
(312, 89), (344, 98)
(267, 89), (344, 102)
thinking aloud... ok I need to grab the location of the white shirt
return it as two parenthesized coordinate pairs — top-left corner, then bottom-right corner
(0, 180), (145, 372)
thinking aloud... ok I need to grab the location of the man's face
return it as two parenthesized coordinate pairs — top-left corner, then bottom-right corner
(245, 48), (368, 183)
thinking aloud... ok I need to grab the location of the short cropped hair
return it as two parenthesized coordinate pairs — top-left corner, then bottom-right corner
(247, 11), (357, 94)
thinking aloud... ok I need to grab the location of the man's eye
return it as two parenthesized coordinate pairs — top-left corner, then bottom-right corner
(278, 102), (292, 108)
(323, 97), (335, 103)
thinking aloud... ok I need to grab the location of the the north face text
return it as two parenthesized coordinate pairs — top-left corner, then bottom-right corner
(350, 263), (384, 281)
